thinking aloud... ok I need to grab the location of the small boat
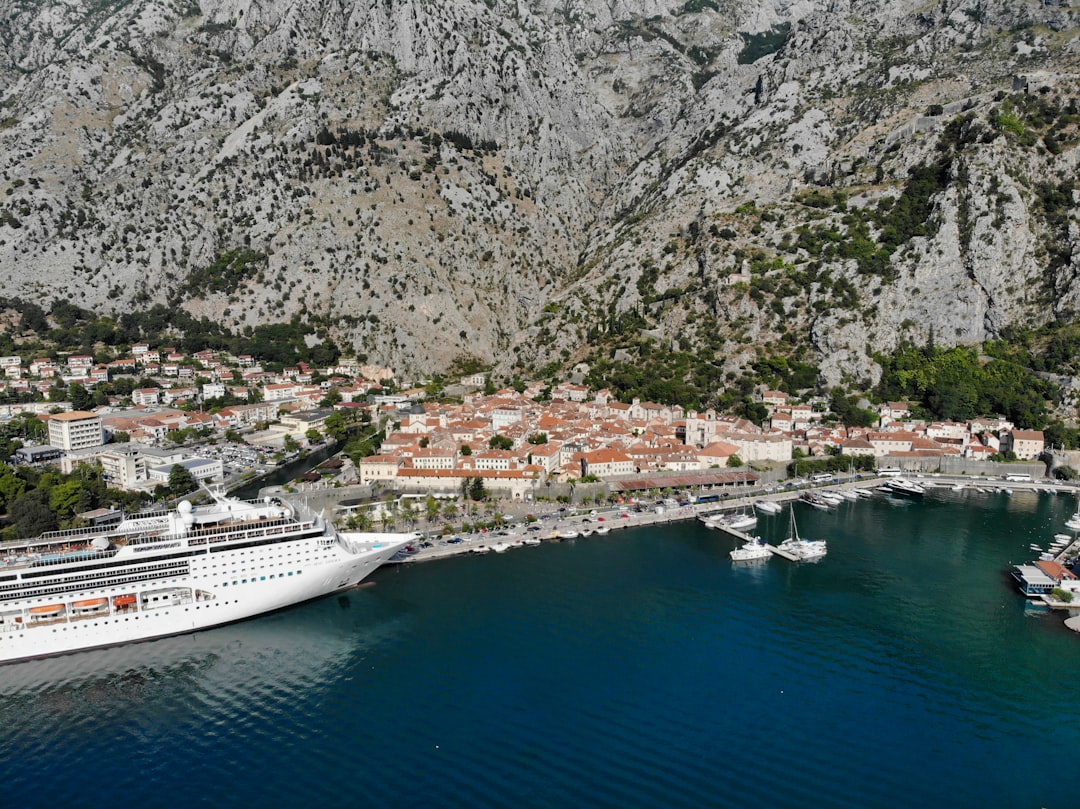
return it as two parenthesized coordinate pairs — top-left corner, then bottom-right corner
(112, 595), (137, 608)
(559, 530), (579, 540)
(776, 509), (827, 561)
(839, 490), (859, 501)
(882, 477), (926, 497)
(522, 537), (541, 546)
(818, 492), (844, 506)
(594, 525), (610, 535)
(730, 538), (772, 562)
(754, 499), (783, 515)
(800, 492), (832, 511)
(722, 512), (758, 531)
(29, 604), (65, 617)
(72, 598), (109, 612)
(492, 542), (512, 553)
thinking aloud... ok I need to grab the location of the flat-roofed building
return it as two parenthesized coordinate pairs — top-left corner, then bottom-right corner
(48, 410), (103, 452)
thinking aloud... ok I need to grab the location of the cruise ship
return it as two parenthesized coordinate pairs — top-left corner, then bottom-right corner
(0, 488), (416, 665)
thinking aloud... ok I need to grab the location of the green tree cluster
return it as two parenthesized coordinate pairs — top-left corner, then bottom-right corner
(875, 343), (1053, 427)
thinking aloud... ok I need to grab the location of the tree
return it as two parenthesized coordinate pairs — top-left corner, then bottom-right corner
(459, 444), (472, 456)
(425, 495), (441, 524)
(7, 490), (58, 538)
(727, 454), (743, 468)
(0, 466), (27, 512)
(489, 434), (513, 450)
(49, 479), (91, 520)
(168, 464), (197, 496)
(283, 434), (300, 453)
(323, 412), (347, 442)
(344, 511), (373, 531)
(400, 500), (418, 528)
(319, 389), (343, 408)
(305, 428), (323, 444)
(528, 432), (549, 445)
(69, 383), (92, 411)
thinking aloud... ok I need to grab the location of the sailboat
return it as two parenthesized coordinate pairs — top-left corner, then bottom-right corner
(776, 508), (827, 561)
(1066, 496), (1080, 532)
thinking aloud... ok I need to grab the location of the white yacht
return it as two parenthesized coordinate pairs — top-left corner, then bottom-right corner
(730, 538), (772, 562)
(882, 477), (926, 497)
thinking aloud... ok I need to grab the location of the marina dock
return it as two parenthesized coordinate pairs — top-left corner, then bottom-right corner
(380, 474), (1080, 567)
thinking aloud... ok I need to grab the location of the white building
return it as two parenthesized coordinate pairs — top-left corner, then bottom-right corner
(48, 411), (103, 452)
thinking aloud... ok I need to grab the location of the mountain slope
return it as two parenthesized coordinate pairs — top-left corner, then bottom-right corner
(0, 0), (1078, 393)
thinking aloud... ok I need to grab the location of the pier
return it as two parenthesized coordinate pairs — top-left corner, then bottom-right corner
(373, 474), (1080, 566)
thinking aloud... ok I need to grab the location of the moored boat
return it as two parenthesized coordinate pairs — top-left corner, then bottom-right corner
(730, 538), (772, 562)
(775, 509), (827, 562)
(881, 477), (926, 498)
(800, 492), (832, 511)
(754, 499), (783, 515)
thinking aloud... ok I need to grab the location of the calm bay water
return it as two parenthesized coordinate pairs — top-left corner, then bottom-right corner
(2, 489), (1079, 808)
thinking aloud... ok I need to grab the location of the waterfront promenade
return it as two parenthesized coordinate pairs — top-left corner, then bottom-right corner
(381, 474), (1079, 565)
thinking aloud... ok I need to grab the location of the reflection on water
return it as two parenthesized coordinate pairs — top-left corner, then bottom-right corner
(0, 589), (403, 699)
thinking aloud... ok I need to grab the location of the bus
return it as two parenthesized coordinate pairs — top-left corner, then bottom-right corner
(811, 473), (834, 483)
(1003, 473), (1033, 483)
(878, 468), (903, 477)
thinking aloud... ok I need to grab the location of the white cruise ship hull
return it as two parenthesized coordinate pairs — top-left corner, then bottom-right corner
(0, 494), (414, 665)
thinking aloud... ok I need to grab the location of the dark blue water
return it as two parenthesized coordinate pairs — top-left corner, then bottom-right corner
(2, 489), (1078, 808)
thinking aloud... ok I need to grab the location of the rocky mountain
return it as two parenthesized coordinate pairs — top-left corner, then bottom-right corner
(1, 0), (1078, 394)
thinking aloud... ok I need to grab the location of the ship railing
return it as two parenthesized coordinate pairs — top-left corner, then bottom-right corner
(38, 523), (118, 543)
(1, 546), (118, 572)
(185, 517), (316, 547)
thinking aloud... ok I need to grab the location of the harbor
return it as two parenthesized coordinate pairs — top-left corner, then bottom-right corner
(383, 472), (1077, 565)
(5, 484), (1080, 809)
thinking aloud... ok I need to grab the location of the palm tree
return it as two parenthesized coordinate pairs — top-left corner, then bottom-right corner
(400, 499), (419, 530)
(344, 511), (373, 532)
(425, 495), (441, 525)
(442, 501), (458, 523)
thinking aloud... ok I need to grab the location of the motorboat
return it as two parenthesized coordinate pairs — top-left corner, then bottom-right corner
(754, 499), (783, 515)
(730, 537), (772, 562)
(881, 477), (926, 497)
(800, 492), (832, 510)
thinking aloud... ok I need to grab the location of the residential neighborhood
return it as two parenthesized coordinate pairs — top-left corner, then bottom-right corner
(0, 348), (1048, 497)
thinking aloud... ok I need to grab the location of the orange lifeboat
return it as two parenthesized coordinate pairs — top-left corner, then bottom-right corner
(29, 604), (64, 616)
(112, 595), (137, 607)
(73, 598), (108, 610)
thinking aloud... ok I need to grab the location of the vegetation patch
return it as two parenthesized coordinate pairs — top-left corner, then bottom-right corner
(738, 23), (791, 65)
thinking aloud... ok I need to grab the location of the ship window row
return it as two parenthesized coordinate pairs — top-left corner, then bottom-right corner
(17, 548), (201, 581)
(19, 560), (187, 589)
(0, 601), (247, 641)
(210, 533), (326, 555)
(222, 570), (302, 587)
(10, 567), (191, 602)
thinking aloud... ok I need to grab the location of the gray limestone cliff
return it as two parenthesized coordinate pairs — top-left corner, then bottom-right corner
(0, 0), (1078, 388)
